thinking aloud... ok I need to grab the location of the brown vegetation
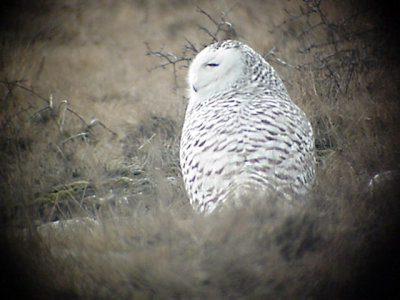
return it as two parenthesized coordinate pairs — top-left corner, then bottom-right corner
(1, 0), (399, 299)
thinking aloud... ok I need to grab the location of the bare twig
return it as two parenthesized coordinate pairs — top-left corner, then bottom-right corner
(198, 25), (218, 42)
(145, 42), (192, 88)
(263, 48), (297, 68)
(0, 80), (49, 104)
(196, 6), (237, 41)
(60, 132), (89, 146)
(271, 0), (379, 99)
(85, 119), (118, 137)
(145, 6), (237, 89)
(58, 100), (68, 133)
(1, 80), (116, 153)
(184, 38), (199, 54)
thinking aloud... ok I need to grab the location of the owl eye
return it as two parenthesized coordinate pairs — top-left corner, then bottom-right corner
(206, 63), (219, 67)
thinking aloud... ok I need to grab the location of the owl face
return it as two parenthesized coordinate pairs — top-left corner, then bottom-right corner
(188, 46), (246, 100)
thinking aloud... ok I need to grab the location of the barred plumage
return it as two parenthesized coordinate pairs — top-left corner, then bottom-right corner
(180, 40), (315, 214)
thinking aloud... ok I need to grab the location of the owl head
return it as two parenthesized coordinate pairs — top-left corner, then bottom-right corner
(187, 40), (287, 103)
(187, 40), (247, 101)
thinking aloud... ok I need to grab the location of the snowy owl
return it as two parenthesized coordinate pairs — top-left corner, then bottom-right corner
(180, 40), (315, 214)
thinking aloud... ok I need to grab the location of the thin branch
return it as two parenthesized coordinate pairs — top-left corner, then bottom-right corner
(60, 132), (89, 146)
(196, 6), (219, 27)
(145, 6), (237, 90)
(145, 42), (192, 87)
(66, 107), (87, 127)
(196, 5), (237, 41)
(198, 25), (218, 42)
(184, 38), (199, 54)
(1, 80), (49, 104)
(85, 119), (118, 137)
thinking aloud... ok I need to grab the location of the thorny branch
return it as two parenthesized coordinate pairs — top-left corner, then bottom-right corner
(145, 42), (192, 88)
(145, 6), (237, 89)
(263, 48), (297, 69)
(0, 81), (117, 155)
(271, 0), (378, 97)
(195, 6), (237, 43)
(0, 79), (49, 104)
(266, 0), (384, 154)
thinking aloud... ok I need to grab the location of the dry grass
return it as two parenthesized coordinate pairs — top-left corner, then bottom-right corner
(1, 0), (399, 299)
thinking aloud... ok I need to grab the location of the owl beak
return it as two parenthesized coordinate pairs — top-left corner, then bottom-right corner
(192, 85), (198, 93)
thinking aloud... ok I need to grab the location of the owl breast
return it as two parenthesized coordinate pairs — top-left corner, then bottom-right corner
(180, 91), (314, 214)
